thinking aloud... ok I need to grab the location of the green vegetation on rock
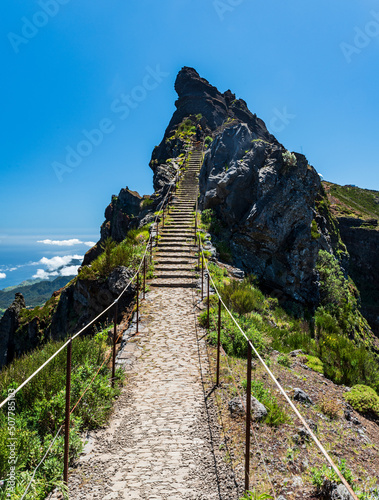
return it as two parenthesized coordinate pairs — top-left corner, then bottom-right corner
(78, 226), (150, 281)
(344, 384), (379, 419)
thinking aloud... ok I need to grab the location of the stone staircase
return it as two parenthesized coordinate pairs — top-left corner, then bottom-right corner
(151, 144), (203, 289)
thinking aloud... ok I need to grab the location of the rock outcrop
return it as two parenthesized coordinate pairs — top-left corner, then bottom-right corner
(50, 266), (136, 340)
(337, 217), (379, 335)
(199, 123), (330, 304)
(0, 293), (25, 368)
(83, 187), (156, 266)
(150, 66), (347, 307)
(0, 268), (136, 367)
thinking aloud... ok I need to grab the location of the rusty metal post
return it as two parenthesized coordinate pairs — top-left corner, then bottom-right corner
(194, 209), (197, 244)
(162, 208), (165, 228)
(207, 272), (210, 329)
(198, 238), (200, 269)
(136, 272), (139, 334)
(150, 233), (153, 264)
(112, 301), (118, 388)
(63, 338), (72, 486)
(143, 256), (146, 300)
(201, 254), (204, 299)
(216, 298), (221, 386)
(245, 342), (252, 493)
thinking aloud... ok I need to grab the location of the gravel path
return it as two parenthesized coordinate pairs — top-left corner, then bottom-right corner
(59, 287), (239, 500)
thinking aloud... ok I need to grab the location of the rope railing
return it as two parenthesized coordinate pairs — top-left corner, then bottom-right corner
(0, 145), (189, 495)
(197, 240), (359, 500)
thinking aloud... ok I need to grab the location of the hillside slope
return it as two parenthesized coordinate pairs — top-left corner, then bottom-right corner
(324, 182), (379, 336)
(0, 276), (74, 316)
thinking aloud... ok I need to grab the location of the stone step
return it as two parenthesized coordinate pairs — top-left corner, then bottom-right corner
(155, 265), (194, 272)
(154, 272), (195, 280)
(150, 279), (197, 289)
(157, 242), (195, 248)
(155, 252), (197, 260)
(154, 258), (194, 264)
(156, 247), (194, 253)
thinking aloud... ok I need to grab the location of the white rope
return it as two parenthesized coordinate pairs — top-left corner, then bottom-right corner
(199, 244), (359, 500)
(20, 426), (63, 500)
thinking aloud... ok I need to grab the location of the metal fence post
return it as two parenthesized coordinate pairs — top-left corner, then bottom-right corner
(143, 256), (146, 300)
(216, 298), (221, 386)
(245, 342), (252, 493)
(150, 234), (153, 264)
(136, 272), (139, 334)
(63, 338), (72, 486)
(201, 254), (204, 299)
(207, 272), (210, 329)
(198, 238), (200, 270)
(162, 208), (165, 228)
(112, 301), (118, 388)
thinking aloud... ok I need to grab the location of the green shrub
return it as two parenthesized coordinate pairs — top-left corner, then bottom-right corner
(318, 332), (379, 390)
(277, 354), (291, 368)
(215, 241), (232, 263)
(141, 197), (153, 209)
(78, 226), (150, 280)
(311, 219), (321, 239)
(241, 380), (289, 427)
(240, 491), (273, 500)
(221, 279), (265, 315)
(311, 459), (354, 490)
(0, 332), (123, 499)
(305, 355), (324, 374)
(204, 135), (213, 147)
(200, 208), (222, 234)
(344, 384), (379, 418)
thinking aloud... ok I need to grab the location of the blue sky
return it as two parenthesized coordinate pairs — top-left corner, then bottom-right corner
(1, 0), (379, 242)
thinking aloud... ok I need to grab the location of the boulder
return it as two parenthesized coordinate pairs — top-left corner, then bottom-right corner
(322, 480), (353, 500)
(293, 388), (314, 405)
(228, 396), (267, 421)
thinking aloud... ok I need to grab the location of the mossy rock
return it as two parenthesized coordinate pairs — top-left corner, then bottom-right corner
(305, 355), (324, 374)
(344, 384), (379, 418)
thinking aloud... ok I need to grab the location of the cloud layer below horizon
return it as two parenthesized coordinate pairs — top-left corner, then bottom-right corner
(37, 239), (95, 247)
(33, 254), (83, 280)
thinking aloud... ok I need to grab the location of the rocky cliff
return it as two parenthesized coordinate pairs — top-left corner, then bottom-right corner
(152, 67), (346, 307)
(0, 267), (136, 367)
(323, 182), (379, 336)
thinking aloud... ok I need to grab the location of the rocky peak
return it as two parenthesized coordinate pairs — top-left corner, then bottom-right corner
(151, 66), (276, 171)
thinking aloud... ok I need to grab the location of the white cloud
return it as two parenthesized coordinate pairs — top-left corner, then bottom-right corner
(60, 265), (80, 276)
(38, 239), (96, 247)
(9, 267), (17, 272)
(39, 255), (83, 272)
(33, 269), (58, 280)
(0, 272), (6, 279)
(38, 238), (82, 246)
(318, 173), (324, 178)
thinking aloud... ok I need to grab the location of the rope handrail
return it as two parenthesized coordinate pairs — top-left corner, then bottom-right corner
(0, 155), (183, 411)
(198, 242), (359, 500)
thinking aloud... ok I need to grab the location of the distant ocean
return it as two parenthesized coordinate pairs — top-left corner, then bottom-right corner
(0, 234), (98, 290)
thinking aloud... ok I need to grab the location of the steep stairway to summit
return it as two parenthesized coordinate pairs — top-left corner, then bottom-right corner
(151, 144), (203, 289)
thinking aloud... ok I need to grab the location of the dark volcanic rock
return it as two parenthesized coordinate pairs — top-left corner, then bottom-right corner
(338, 217), (379, 336)
(50, 266), (135, 341)
(83, 187), (155, 266)
(0, 293), (25, 368)
(199, 123), (330, 304)
(150, 66), (276, 189)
